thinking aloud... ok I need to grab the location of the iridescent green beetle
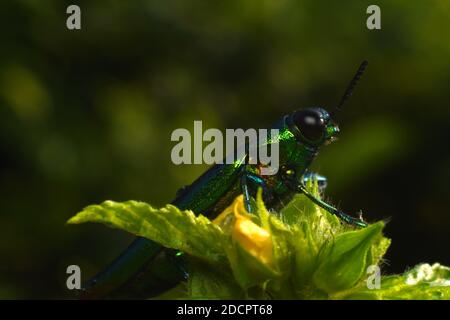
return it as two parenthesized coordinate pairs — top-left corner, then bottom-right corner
(82, 61), (369, 299)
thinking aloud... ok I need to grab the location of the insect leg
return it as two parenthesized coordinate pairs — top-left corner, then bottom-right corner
(297, 183), (367, 228)
(240, 167), (268, 213)
(240, 172), (253, 213)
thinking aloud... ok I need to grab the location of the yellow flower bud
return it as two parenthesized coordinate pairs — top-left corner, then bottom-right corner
(213, 195), (274, 266)
(232, 215), (273, 266)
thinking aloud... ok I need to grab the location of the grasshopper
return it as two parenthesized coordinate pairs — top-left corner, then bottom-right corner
(81, 61), (369, 299)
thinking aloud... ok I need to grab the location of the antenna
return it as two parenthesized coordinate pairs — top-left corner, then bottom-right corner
(331, 60), (368, 117)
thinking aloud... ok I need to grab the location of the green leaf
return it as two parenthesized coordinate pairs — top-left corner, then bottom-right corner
(368, 234), (391, 267)
(342, 263), (450, 300)
(187, 258), (244, 299)
(68, 200), (227, 263)
(313, 221), (385, 294)
(292, 222), (320, 291)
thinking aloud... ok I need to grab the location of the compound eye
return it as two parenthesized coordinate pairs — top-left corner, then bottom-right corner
(293, 110), (325, 143)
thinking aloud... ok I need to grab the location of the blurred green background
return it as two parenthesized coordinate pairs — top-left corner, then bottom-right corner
(0, 0), (449, 298)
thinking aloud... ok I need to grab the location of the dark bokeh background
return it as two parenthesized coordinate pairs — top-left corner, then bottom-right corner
(0, 0), (449, 298)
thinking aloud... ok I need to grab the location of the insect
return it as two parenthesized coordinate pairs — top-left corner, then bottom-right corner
(81, 61), (369, 299)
